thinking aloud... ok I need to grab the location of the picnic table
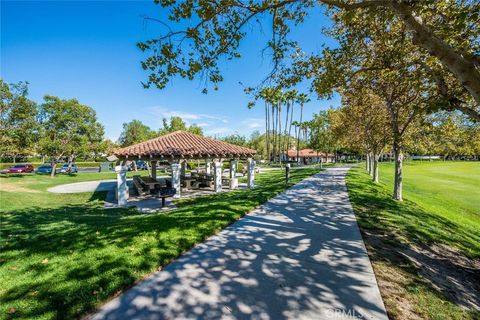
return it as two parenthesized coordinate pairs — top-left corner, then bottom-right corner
(140, 176), (160, 190)
(182, 177), (197, 190)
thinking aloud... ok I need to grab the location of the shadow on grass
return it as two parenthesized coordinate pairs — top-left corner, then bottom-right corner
(0, 168), (319, 319)
(346, 166), (480, 316)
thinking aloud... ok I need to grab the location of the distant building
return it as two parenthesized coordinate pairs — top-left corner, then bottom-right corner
(282, 149), (335, 164)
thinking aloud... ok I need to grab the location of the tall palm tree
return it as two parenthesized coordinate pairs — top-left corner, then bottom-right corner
(296, 93), (310, 164)
(276, 90), (286, 163)
(259, 88), (271, 162)
(284, 90), (297, 155)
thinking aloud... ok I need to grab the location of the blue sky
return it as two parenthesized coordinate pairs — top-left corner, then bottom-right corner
(1, 1), (339, 141)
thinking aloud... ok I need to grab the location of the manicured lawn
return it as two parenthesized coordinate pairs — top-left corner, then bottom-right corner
(0, 162), (105, 170)
(0, 171), (150, 211)
(346, 162), (480, 320)
(0, 167), (319, 319)
(379, 161), (480, 247)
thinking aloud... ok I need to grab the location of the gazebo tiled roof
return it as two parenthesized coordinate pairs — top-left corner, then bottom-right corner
(114, 131), (256, 159)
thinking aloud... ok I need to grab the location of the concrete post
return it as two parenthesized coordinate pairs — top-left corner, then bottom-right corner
(171, 163), (181, 198)
(247, 158), (255, 188)
(205, 159), (211, 175)
(285, 163), (290, 185)
(213, 160), (222, 193)
(180, 160), (187, 177)
(229, 159), (238, 189)
(151, 160), (157, 180)
(115, 165), (129, 206)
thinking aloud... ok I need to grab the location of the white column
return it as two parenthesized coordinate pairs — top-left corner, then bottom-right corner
(247, 158), (255, 188)
(213, 160), (222, 193)
(115, 165), (129, 206)
(229, 159), (238, 189)
(205, 159), (212, 175)
(171, 163), (181, 198)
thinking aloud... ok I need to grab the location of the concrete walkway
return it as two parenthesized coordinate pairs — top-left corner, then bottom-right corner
(47, 179), (118, 193)
(91, 166), (388, 320)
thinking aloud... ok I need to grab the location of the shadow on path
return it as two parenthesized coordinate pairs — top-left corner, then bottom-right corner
(91, 167), (387, 320)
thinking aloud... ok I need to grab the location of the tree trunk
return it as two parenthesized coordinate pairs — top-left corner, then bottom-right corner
(288, 100), (294, 151)
(322, 0), (480, 116)
(50, 162), (57, 177)
(393, 143), (403, 201)
(296, 104), (304, 164)
(278, 105), (282, 163)
(365, 153), (369, 171)
(67, 155), (74, 173)
(390, 2), (480, 111)
(272, 106), (276, 163)
(368, 153), (374, 176)
(265, 102), (270, 163)
(284, 102), (290, 160)
(373, 153), (379, 183)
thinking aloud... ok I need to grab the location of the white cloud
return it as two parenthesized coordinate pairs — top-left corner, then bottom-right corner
(242, 118), (264, 129)
(147, 106), (229, 129)
(162, 111), (201, 121)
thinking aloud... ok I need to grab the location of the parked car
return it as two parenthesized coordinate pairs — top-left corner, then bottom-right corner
(36, 165), (54, 174)
(7, 164), (34, 173)
(136, 160), (149, 170)
(60, 163), (78, 173)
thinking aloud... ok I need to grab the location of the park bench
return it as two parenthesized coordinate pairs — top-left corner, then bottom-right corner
(132, 175), (150, 196)
(196, 174), (214, 188)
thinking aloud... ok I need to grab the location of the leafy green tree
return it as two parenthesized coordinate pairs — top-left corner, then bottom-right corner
(138, 1), (479, 119)
(247, 130), (268, 159)
(0, 80), (38, 162)
(38, 96), (105, 176)
(160, 116), (204, 135)
(220, 133), (247, 147)
(308, 109), (343, 160)
(118, 119), (157, 147)
(188, 124), (204, 135)
(295, 93), (310, 163)
(334, 89), (390, 182)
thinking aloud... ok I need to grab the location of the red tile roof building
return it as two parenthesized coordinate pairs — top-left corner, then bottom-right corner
(114, 131), (256, 159)
(283, 149), (335, 163)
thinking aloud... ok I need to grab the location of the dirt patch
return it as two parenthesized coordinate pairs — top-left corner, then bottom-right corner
(0, 182), (40, 193)
(402, 243), (480, 310)
(361, 229), (480, 319)
(372, 261), (423, 320)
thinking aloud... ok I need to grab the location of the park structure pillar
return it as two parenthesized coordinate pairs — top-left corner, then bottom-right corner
(151, 160), (157, 180)
(115, 165), (129, 206)
(213, 160), (223, 193)
(171, 162), (181, 198)
(247, 158), (255, 188)
(180, 160), (187, 177)
(205, 159), (212, 175)
(229, 159), (238, 190)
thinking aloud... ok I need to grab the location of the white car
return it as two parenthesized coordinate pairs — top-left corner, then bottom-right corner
(60, 163), (78, 173)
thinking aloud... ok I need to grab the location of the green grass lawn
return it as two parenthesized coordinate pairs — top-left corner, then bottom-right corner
(346, 162), (480, 320)
(0, 162), (106, 170)
(0, 167), (319, 319)
(379, 161), (480, 246)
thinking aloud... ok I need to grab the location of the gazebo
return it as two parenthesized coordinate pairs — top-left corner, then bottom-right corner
(112, 131), (257, 206)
